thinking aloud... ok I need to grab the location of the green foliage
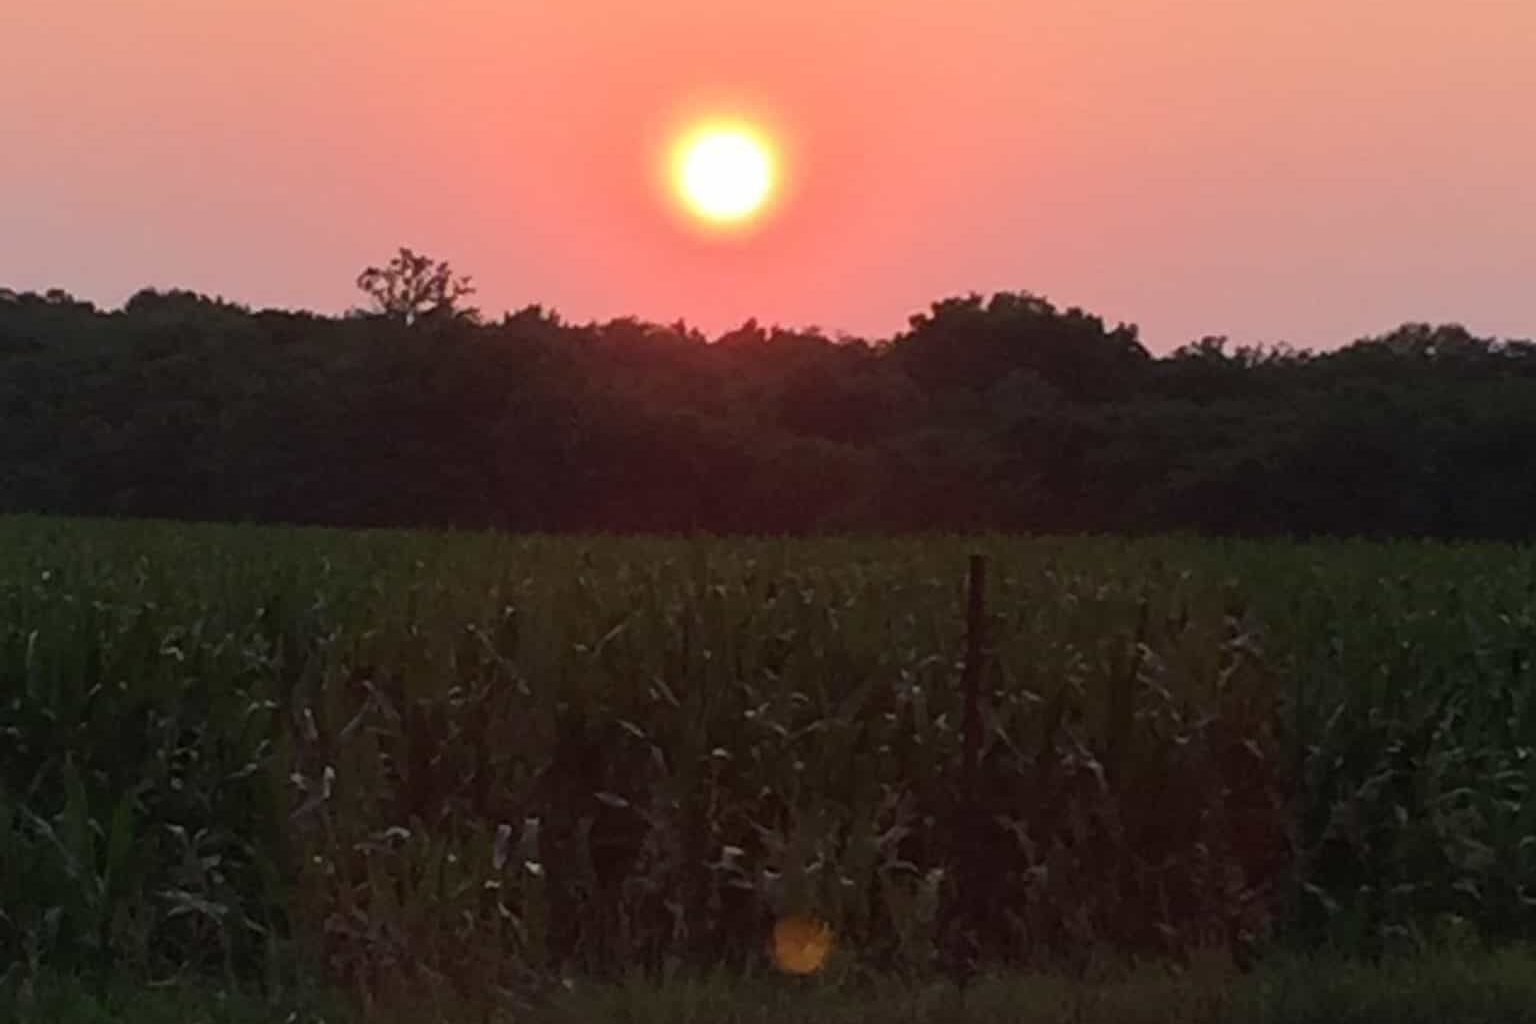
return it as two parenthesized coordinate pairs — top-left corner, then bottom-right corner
(530, 946), (1536, 1024)
(3, 516), (1534, 1014)
(11, 947), (1536, 1024)
(0, 970), (343, 1024)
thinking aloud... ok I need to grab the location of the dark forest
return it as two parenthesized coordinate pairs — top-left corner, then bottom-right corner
(5, 253), (1534, 538)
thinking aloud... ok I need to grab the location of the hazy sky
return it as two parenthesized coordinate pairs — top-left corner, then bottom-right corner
(5, 0), (1534, 350)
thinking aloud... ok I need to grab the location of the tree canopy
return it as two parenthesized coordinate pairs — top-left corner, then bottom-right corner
(355, 247), (479, 326)
(3, 261), (1533, 539)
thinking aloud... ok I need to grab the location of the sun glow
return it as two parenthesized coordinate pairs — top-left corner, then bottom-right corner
(670, 122), (778, 228)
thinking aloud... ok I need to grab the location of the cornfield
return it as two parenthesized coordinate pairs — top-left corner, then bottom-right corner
(2, 514), (1533, 1010)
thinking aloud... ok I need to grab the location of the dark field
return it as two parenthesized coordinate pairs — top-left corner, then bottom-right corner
(2, 515), (1533, 1020)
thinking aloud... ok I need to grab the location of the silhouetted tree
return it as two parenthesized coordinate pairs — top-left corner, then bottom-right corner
(892, 292), (1150, 402)
(355, 247), (479, 326)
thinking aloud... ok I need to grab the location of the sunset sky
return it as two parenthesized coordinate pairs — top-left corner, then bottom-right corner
(5, 0), (1534, 351)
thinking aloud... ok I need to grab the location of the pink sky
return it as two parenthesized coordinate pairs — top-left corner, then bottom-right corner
(4, 0), (1534, 350)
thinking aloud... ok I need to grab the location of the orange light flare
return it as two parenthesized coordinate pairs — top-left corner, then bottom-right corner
(771, 914), (834, 975)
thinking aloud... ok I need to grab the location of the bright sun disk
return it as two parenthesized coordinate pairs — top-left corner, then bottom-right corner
(672, 123), (777, 227)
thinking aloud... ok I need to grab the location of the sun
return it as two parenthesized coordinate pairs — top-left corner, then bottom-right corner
(670, 121), (778, 228)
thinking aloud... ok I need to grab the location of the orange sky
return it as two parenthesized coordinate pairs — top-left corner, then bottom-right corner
(5, 0), (1534, 350)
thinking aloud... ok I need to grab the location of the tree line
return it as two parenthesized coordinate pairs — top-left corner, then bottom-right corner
(4, 249), (1535, 539)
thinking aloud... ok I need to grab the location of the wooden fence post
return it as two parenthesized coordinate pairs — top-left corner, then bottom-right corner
(947, 552), (990, 983)
(961, 553), (987, 801)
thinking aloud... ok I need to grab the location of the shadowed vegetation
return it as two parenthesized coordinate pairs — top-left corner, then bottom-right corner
(4, 272), (1536, 538)
(4, 264), (1534, 1017)
(2, 517), (1533, 1017)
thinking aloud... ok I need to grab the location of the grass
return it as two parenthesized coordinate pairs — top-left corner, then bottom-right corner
(9, 946), (1536, 1023)
(536, 944), (1536, 1024)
